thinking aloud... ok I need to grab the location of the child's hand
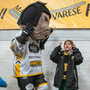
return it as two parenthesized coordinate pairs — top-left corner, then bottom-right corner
(73, 44), (76, 48)
(72, 44), (76, 49)
(60, 42), (62, 47)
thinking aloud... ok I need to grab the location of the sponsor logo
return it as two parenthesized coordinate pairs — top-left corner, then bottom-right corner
(29, 56), (41, 59)
(9, 1), (90, 20)
(9, 5), (23, 19)
(9, 9), (20, 19)
(51, 1), (86, 19)
(30, 60), (42, 67)
(29, 43), (39, 53)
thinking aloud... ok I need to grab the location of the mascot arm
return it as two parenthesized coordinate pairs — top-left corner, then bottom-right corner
(10, 38), (24, 56)
(16, 23), (35, 44)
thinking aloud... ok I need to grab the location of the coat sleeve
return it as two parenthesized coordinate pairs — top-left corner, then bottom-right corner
(50, 46), (61, 64)
(73, 47), (83, 65)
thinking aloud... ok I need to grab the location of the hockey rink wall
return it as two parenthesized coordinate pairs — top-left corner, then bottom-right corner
(0, 30), (90, 90)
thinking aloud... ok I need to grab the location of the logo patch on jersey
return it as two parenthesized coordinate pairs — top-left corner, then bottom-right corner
(29, 43), (39, 53)
(30, 61), (42, 67)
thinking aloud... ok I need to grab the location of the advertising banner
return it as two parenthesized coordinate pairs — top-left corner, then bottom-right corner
(0, 0), (90, 29)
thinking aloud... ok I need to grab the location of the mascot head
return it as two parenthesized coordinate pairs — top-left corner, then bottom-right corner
(17, 1), (52, 41)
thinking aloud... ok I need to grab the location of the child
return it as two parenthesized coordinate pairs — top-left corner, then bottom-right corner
(50, 40), (83, 90)
(0, 77), (7, 87)
(10, 1), (53, 90)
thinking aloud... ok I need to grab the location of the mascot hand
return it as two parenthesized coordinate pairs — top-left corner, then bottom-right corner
(23, 23), (35, 36)
(16, 23), (35, 44)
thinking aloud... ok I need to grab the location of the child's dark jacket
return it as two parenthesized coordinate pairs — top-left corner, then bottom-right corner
(50, 46), (83, 90)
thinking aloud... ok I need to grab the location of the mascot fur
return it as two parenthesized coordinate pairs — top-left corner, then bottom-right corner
(10, 1), (53, 90)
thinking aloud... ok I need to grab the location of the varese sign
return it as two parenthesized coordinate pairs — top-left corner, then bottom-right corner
(0, 0), (90, 29)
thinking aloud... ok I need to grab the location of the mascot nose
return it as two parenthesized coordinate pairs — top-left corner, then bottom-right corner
(45, 28), (53, 38)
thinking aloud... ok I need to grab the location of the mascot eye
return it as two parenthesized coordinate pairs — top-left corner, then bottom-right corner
(45, 17), (48, 21)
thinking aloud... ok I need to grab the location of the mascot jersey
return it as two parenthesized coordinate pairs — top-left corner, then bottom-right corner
(11, 31), (43, 78)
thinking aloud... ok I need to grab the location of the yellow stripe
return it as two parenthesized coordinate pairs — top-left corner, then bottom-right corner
(15, 51), (22, 76)
(11, 72), (43, 78)
(14, 51), (23, 57)
(11, 41), (23, 57)
(63, 77), (66, 79)
(63, 75), (66, 79)
(64, 53), (69, 55)
(17, 52), (22, 61)
(11, 41), (14, 49)
(15, 63), (20, 76)
(39, 83), (48, 87)
(63, 75), (66, 77)
(64, 63), (68, 71)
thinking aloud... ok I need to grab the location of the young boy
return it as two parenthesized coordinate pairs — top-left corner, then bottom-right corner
(50, 40), (83, 90)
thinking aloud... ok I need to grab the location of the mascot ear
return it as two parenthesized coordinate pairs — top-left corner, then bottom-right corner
(36, 1), (47, 5)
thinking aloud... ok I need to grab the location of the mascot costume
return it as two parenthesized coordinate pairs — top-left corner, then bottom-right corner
(10, 1), (53, 90)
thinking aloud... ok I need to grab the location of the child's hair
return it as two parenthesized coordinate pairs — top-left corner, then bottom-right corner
(64, 40), (74, 46)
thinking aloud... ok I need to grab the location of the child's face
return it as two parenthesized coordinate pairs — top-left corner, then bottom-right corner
(64, 41), (73, 52)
